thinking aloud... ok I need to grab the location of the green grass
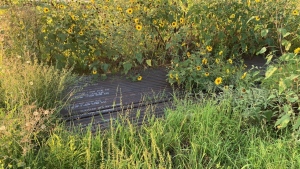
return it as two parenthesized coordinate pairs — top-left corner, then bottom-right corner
(2, 96), (297, 169)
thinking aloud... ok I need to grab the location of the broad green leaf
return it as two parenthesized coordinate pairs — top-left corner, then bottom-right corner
(278, 28), (291, 38)
(275, 113), (290, 128)
(261, 29), (269, 38)
(166, 43), (172, 50)
(123, 62), (132, 74)
(266, 53), (273, 64)
(146, 59), (152, 66)
(279, 53), (294, 61)
(256, 47), (266, 55)
(135, 52), (143, 64)
(101, 63), (109, 72)
(279, 78), (286, 95)
(264, 65), (277, 79)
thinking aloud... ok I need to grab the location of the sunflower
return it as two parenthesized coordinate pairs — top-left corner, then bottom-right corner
(137, 76), (142, 81)
(255, 0), (260, 2)
(136, 24), (142, 31)
(228, 59), (233, 64)
(204, 72), (209, 77)
(175, 74), (179, 80)
(59, 4), (65, 9)
(180, 18), (184, 24)
(230, 14), (235, 19)
(43, 7), (49, 13)
(292, 10), (299, 16)
(126, 8), (133, 14)
(187, 52), (191, 58)
(206, 46), (213, 52)
(171, 22), (177, 28)
(218, 51), (223, 55)
(196, 66), (201, 71)
(255, 16), (260, 21)
(215, 58), (220, 64)
(92, 70), (97, 75)
(79, 31), (83, 36)
(169, 73), (173, 79)
(67, 28), (73, 34)
(134, 18), (139, 24)
(294, 47), (300, 54)
(202, 58), (208, 65)
(214, 77), (222, 85)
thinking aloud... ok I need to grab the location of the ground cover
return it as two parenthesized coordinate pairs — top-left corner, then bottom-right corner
(0, 0), (300, 168)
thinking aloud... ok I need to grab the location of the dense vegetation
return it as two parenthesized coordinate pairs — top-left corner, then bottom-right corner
(0, 0), (299, 168)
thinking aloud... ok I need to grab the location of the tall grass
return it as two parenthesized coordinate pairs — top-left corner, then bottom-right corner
(0, 51), (77, 168)
(9, 96), (299, 169)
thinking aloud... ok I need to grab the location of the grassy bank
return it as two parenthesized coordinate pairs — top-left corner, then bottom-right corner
(3, 96), (299, 168)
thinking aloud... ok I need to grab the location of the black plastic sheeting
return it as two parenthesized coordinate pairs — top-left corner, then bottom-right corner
(61, 67), (175, 131)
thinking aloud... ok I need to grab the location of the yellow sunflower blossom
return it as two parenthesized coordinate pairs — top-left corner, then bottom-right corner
(294, 47), (300, 54)
(215, 58), (220, 64)
(169, 73), (174, 79)
(171, 22), (177, 28)
(136, 24), (142, 31)
(228, 59), (233, 64)
(196, 66), (201, 71)
(215, 77), (222, 85)
(255, 0), (261, 3)
(218, 51), (223, 55)
(78, 30), (83, 36)
(255, 16), (260, 21)
(180, 18), (184, 24)
(92, 69), (97, 75)
(206, 46), (213, 52)
(187, 52), (191, 58)
(204, 72), (209, 77)
(202, 58), (208, 65)
(126, 8), (133, 14)
(230, 14), (235, 19)
(137, 76), (142, 81)
(292, 10), (299, 16)
(134, 18), (139, 23)
(43, 7), (49, 13)
(175, 74), (179, 80)
(67, 28), (73, 34)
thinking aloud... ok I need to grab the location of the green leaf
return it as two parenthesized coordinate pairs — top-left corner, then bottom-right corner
(264, 65), (277, 79)
(123, 62), (132, 74)
(279, 78), (286, 95)
(166, 43), (172, 50)
(266, 53), (273, 64)
(261, 29), (269, 38)
(256, 47), (267, 55)
(246, 16), (255, 24)
(146, 59), (152, 66)
(279, 53), (294, 61)
(275, 113), (290, 129)
(135, 52), (143, 64)
(101, 63), (109, 72)
(278, 28), (291, 38)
